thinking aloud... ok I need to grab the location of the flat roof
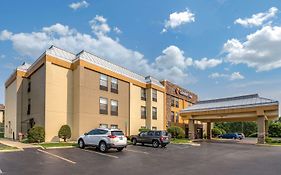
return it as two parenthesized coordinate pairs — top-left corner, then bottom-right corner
(181, 94), (279, 113)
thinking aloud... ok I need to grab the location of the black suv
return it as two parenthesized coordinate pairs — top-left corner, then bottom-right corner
(131, 130), (170, 148)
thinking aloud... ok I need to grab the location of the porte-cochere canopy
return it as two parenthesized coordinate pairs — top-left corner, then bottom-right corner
(180, 94), (279, 144)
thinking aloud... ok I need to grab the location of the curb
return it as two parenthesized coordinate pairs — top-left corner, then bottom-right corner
(0, 148), (23, 153)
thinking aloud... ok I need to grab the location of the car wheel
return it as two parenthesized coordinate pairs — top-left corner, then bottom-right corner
(117, 147), (124, 152)
(99, 141), (108, 153)
(152, 140), (160, 148)
(132, 138), (137, 145)
(78, 139), (85, 149)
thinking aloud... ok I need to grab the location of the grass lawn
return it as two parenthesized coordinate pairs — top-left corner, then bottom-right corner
(170, 138), (191, 144)
(0, 143), (18, 151)
(38, 142), (78, 149)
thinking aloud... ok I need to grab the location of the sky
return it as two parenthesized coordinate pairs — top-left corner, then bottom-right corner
(0, 0), (281, 113)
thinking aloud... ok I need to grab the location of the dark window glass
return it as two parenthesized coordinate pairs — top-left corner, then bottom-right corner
(155, 131), (161, 136)
(171, 112), (174, 122)
(99, 98), (108, 114)
(111, 100), (118, 116)
(141, 88), (146, 101)
(88, 129), (98, 135)
(171, 97), (174, 107)
(140, 132), (147, 137)
(98, 129), (108, 135)
(141, 106), (146, 119)
(111, 78), (118, 93)
(152, 89), (157, 102)
(147, 131), (154, 136)
(27, 82), (31, 92)
(176, 112), (179, 123)
(175, 98), (179, 108)
(111, 131), (124, 136)
(27, 98), (31, 115)
(152, 107), (157, 120)
(100, 74), (108, 91)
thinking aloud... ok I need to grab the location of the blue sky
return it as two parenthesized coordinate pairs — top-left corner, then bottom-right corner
(0, 0), (281, 112)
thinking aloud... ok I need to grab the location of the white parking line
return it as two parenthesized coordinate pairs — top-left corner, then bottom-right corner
(125, 149), (149, 155)
(82, 149), (119, 159)
(37, 149), (76, 164)
(0, 169), (3, 174)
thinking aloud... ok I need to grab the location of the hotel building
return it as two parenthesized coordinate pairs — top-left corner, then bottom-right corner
(4, 46), (165, 142)
(161, 81), (203, 138)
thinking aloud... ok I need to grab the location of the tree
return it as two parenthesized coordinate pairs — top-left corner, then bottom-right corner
(28, 126), (45, 143)
(167, 126), (185, 139)
(214, 122), (257, 137)
(58, 125), (71, 142)
(269, 122), (281, 137)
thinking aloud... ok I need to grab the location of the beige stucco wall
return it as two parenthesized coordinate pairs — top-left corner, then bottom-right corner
(150, 90), (164, 130)
(0, 111), (4, 123)
(129, 83), (147, 135)
(4, 80), (17, 139)
(72, 66), (130, 139)
(45, 62), (73, 142)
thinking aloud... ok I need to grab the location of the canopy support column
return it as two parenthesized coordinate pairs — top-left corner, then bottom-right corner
(207, 122), (212, 139)
(188, 119), (195, 140)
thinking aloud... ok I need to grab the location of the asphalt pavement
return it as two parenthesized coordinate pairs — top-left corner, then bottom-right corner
(1, 143), (281, 175)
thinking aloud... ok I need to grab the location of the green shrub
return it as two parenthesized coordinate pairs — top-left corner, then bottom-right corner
(212, 128), (222, 137)
(265, 137), (272, 143)
(269, 122), (281, 137)
(167, 126), (185, 139)
(28, 126), (45, 143)
(58, 125), (71, 142)
(138, 127), (150, 132)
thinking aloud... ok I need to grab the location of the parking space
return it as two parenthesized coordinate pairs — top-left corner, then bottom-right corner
(1, 143), (281, 175)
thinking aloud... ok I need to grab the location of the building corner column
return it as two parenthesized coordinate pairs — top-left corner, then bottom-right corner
(207, 122), (212, 140)
(257, 115), (266, 144)
(188, 119), (195, 140)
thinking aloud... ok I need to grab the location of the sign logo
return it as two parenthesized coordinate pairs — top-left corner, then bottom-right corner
(175, 88), (193, 99)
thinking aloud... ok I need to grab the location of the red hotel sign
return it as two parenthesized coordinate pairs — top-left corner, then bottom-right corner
(175, 88), (193, 99)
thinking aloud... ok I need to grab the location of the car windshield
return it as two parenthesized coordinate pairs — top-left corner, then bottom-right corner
(162, 131), (168, 136)
(111, 131), (124, 136)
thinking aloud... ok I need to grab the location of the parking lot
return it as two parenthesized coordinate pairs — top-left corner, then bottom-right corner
(1, 143), (281, 175)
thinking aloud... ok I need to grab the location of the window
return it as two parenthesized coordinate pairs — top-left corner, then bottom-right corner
(152, 107), (157, 120)
(152, 89), (157, 102)
(97, 129), (108, 134)
(140, 132), (147, 137)
(171, 97), (174, 107)
(141, 106), (146, 119)
(111, 78), (118, 93)
(152, 127), (157, 131)
(141, 88), (146, 101)
(99, 124), (108, 128)
(99, 97), (108, 114)
(100, 74), (108, 91)
(175, 112), (179, 123)
(111, 100), (118, 116)
(171, 111), (174, 122)
(27, 98), (31, 115)
(27, 81), (31, 93)
(175, 98), (179, 108)
(111, 125), (118, 129)
(148, 131), (154, 136)
(88, 129), (98, 135)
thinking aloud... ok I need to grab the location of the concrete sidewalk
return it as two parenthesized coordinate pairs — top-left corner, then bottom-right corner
(0, 139), (41, 149)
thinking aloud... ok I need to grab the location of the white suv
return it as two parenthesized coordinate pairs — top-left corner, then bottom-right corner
(78, 128), (127, 152)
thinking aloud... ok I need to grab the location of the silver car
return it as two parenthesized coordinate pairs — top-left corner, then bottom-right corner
(78, 128), (127, 152)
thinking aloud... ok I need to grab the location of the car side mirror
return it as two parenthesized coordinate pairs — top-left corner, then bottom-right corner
(84, 132), (88, 135)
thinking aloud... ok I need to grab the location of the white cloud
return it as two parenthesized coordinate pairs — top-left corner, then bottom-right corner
(113, 27), (122, 34)
(162, 9), (195, 32)
(0, 54), (5, 59)
(229, 72), (244, 80)
(209, 72), (244, 81)
(209, 72), (228, 79)
(194, 58), (222, 70)
(69, 0), (89, 10)
(234, 7), (278, 27)
(155, 45), (193, 69)
(89, 15), (111, 35)
(0, 22), (197, 85)
(223, 25), (281, 71)
(0, 30), (12, 40)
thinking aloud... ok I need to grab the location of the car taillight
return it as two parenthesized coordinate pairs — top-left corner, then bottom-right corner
(108, 135), (117, 138)
(160, 137), (164, 141)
